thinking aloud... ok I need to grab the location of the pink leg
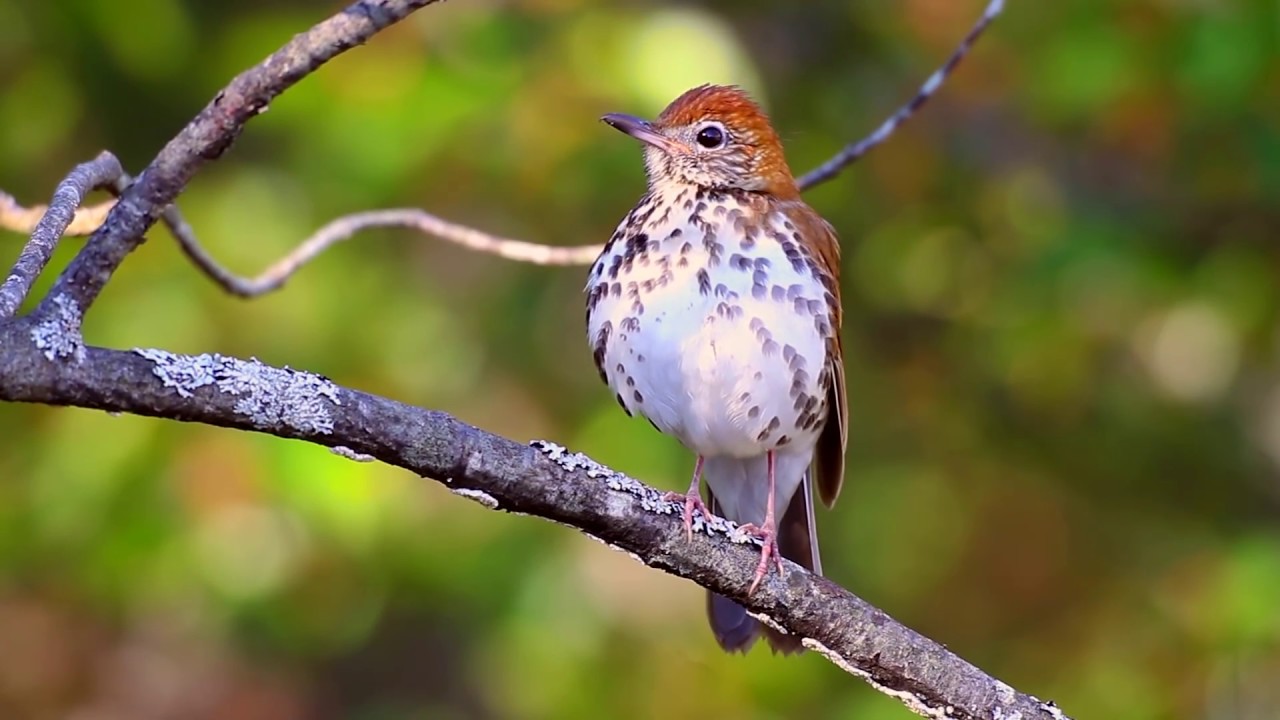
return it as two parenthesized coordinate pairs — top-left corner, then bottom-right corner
(662, 455), (709, 543)
(738, 450), (785, 595)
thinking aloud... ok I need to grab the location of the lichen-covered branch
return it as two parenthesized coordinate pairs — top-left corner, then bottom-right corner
(33, 0), (440, 320)
(0, 152), (124, 318)
(0, 320), (1069, 720)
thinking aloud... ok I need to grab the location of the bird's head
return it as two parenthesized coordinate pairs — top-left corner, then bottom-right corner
(602, 84), (798, 198)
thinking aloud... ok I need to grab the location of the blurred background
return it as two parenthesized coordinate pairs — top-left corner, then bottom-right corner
(1, 0), (1278, 718)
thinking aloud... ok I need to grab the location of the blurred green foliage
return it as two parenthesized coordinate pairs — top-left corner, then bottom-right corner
(2, 0), (1279, 718)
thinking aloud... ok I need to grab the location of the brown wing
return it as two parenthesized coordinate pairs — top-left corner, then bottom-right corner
(781, 200), (846, 508)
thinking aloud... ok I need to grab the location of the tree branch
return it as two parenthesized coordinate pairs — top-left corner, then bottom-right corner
(31, 0), (440, 320)
(0, 152), (123, 318)
(0, 321), (1069, 720)
(161, 207), (603, 298)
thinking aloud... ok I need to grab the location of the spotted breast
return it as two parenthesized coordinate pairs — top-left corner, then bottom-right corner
(586, 84), (846, 654)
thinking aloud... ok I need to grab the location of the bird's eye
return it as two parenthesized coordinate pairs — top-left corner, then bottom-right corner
(695, 124), (726, 149)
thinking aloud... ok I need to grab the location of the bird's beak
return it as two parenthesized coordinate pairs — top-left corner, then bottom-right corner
(601, 113), (684, 154)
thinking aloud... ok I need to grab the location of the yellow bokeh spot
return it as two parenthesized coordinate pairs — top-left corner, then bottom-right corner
(623, 8), (764, 114)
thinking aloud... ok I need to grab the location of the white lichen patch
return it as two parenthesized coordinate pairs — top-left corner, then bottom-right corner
(993, 682), (1021, 720)
(530, 440), (746, 542)
(330, 445), (374, 462)
(30, 293), (85, 362)
(801, 638), (963, 719)
(579, 531), (648, 565)
(133, 348), (341, 434)
(1037, 701), (1069, 720)
(450, 487), (499, 509)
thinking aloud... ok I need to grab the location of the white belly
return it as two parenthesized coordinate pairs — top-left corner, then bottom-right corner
(586, 187), (832, 459)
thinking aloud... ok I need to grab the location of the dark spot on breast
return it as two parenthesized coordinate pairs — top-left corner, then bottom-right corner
(771, 285), (786, 301)
(633, 390), (644, 403)
(697, 269), (711, 295)
(587, 283), (607, 312)
(752, 283), (766, 300)
(621, 316), (640, 332)
(748, 405), (761, 419)
(757, 416), (782, 442)
(626, 376), (635, 387)
(592, 322), (612, 383)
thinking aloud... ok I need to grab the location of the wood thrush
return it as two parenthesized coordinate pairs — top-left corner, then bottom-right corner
(586, 85), (847, 653)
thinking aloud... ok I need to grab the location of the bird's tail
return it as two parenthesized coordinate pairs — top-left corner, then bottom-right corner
(704, 465), (821, 654)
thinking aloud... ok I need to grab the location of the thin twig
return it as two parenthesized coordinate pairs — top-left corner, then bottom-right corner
(163, 207), (602, 298)
(0, 0), (1002, 294)
(0, 152), (124, 318)
(796, 0), (1005, 190)
(0, 194), (117, 237)
(155, 0), (1004, 291)
(33, 0), (440, 321)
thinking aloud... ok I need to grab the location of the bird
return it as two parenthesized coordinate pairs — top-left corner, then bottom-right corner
(585, 84), (846, 653)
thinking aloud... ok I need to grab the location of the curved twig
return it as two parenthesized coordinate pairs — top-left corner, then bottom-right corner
(0, 0), (1005, 294)
(0, 152), (124, 318)
(163, 207), (601, 298)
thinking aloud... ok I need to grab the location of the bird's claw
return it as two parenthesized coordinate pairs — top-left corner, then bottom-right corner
(662, 490), (710, 543)
(736, 522), (785, 595)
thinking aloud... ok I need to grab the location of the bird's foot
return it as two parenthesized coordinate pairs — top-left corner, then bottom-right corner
(736, 522), (785, 595)
(662, 490), (711, 543)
